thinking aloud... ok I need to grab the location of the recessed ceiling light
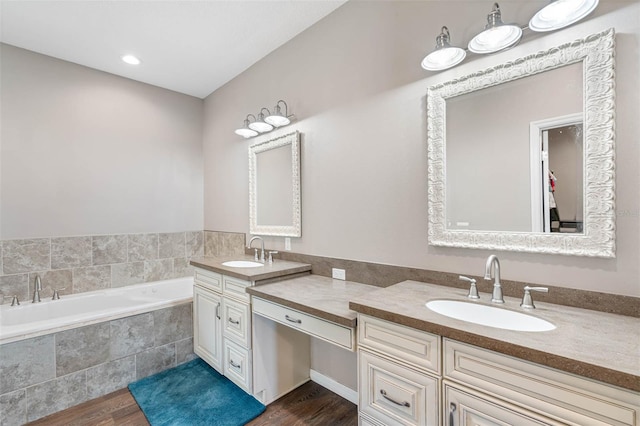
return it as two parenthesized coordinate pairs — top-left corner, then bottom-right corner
(121, 55), (141, 65)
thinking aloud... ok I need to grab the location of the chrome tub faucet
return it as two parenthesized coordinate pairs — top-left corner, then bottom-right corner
(484, 255), (504, 304)
(32, 275), (42, 303)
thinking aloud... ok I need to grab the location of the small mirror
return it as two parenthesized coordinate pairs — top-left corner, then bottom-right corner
(249, 131), (301, 237)
(427, 29), (615, 257)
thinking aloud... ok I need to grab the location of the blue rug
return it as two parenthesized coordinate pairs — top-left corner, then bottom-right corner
(128, 358), (265, 426)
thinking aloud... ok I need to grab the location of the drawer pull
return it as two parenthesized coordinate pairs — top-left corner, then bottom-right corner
(380, 389), (410, 408)
(228, 317), (240, 325)
(449, 402), (456, 426)
(285, 314), (302, 324)
(229, 360), (241, 369)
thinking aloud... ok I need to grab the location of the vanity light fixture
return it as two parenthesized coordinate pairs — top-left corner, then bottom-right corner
(248, 108), (275, 133)
(235, 114), (259, 138)
(265, 100), (292, 127)
(235, 100), (294, 138)
(121, 54), (141, 65)
(468, 3), (522, 54)
(529, 0), (599, 32)
(421, 26), (467, 71)
(422, 0), (598, 72)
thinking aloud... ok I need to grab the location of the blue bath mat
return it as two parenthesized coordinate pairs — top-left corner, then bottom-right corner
(128, 358), (265, 426)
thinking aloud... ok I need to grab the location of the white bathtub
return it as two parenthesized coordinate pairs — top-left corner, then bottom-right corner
(0, 277), (194, 345)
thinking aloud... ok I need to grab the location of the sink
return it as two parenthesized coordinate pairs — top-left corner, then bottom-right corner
(221, 260), (264, 268)
(425, 300), (555, 332)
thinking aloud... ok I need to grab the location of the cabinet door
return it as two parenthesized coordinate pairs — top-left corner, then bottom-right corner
(193, 285), (222, 373)
(444, 383), (561, 426)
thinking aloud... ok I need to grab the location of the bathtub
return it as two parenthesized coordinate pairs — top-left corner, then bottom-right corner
(0, 277), (193, 345)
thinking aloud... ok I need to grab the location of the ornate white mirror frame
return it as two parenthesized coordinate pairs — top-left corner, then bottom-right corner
(427, 28), (615, 257)
(249, 131), (301, 237)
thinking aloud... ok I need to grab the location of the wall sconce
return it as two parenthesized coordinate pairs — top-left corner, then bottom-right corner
(265, 100), (291, 127)
(421, 0), (599, 71)
(421, 27), (466, 71)
(235, 100), (294, 139)
(235, 114), (259, 138)
(468, 3), (522, 54)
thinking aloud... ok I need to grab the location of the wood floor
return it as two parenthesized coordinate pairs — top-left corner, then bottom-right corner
(27, 380), (357, 426)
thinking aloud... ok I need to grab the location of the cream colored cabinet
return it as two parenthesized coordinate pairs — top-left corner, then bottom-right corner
(444, 383), (558, 426)
(357, 314), (441, 426)
(193, 284), (222, 371)
(443, 339), (640, 426)
(193, 267), (253, 393)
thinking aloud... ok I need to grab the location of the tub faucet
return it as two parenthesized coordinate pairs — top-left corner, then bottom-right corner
(248, 236), (265, 262)
(484, 255), (504, 304)
(32, 275), (42, 303)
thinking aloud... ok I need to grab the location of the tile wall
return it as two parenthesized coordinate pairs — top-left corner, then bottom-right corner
(0, 231), (204, 303)
(0, 303), (194, 424)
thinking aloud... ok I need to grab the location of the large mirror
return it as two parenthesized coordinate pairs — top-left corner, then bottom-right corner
(249, 131), (301, 237)
(427, 28), (615, 257)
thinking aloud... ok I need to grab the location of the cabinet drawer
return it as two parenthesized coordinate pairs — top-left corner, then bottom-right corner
(194, 268), (222, 292)
(444, 339), (640, 426)
(444, 382), (560, 426)
(359, 413), (385, 426)
(223, 339), (252, 393)
(223, 275), (252, 301)
(358, 314), (441, 374)
(222, 297), (251, 348)
(359, 349), (439, 426)
(253, 297), (355, 351)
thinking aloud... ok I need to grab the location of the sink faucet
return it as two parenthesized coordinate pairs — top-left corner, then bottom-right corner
(32, 275), (42, 303)
(484, 255), (504, 304)
(248, 236), (265, 262)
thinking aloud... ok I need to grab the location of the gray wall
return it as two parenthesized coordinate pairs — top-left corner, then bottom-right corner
(0, 44), (204, 240)
(203, 1), (640, 298)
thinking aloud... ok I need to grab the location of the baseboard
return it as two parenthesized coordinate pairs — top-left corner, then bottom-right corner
(310, 369), (358, 405)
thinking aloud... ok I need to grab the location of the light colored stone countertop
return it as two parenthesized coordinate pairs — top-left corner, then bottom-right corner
(246, 275), (379, 328)
(349, 280), (640, 392)
(190, 255), (311, 282)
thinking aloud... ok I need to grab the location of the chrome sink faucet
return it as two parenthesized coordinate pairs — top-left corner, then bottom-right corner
(32, 275), (42, 303)
(248, 236), (265, 262)
(484, 255), (504, 304)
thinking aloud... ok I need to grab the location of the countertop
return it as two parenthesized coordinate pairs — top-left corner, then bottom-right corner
(349, 280), (640, 392)
(190, 255), (311, 282)
(246, 275), (379, 328)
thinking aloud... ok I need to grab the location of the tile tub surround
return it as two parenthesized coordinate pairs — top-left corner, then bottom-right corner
(349, 281), (640, 392)
(0, 303), (195, 425)
(204, 230), (246, 257)
(0, 231), (203, 302)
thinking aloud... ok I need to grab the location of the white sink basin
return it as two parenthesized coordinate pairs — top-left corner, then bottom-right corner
(221, 260), (264, 268)
(425, 300), (555, 332)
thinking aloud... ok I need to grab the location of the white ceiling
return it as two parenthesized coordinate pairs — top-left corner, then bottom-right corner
(0, 0), (346, 98)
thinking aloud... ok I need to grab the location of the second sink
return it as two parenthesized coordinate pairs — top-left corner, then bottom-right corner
(222, 260), (264, 268)
(426, 300), (555, 332)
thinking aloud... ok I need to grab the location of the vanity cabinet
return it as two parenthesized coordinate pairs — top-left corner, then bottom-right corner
(193, 267), (253, 393)
(443, 339), (640, 426)
(357, 314), (441, 426)
(357, 314), (640, 426)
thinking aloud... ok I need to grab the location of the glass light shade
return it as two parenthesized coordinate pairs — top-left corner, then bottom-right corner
(468, 24), (522, 54)
(265, 102), (291, 127)
(235, 128), (258, 138)
(422, 26), (466, 71)
(422, 47), (466, 71)
(529, 0), (598, 32)
(249, 111), (274, 133)
(235, 118), (258, 138)
(248, 120), (273, 133)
